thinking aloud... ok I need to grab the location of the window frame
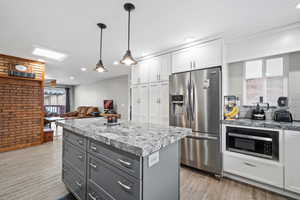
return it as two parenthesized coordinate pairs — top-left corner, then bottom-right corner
(242, 55), (289, 107)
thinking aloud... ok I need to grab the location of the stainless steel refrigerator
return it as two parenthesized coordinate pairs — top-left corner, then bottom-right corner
(169, 67), (222, 175)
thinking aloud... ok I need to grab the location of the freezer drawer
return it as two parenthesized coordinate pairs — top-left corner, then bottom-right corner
(181, 135), (221, 174)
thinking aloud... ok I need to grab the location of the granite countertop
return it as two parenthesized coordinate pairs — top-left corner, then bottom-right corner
(222, 119), (300, 131)
(57, 118), (192, 157)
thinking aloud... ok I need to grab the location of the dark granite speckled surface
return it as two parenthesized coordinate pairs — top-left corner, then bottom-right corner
(222, 119), (300, 131)
(57, 118), (192, 157)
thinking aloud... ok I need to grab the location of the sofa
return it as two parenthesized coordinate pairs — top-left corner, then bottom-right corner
(61, 106), (100, 119)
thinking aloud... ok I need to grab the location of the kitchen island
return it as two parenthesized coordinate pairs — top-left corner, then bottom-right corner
(57, 118), (192, 200)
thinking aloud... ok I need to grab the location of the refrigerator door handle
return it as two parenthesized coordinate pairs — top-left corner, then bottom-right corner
(192, 83), (195, 120)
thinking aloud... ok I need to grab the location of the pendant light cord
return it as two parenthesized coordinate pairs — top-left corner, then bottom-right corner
(100, 27), (103, 59)
(128, 10), (131, 51)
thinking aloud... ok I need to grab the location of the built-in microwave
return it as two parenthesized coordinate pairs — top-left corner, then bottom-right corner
(226, 127), (279, 160)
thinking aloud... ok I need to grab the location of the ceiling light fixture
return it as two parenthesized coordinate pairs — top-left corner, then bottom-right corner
(81, 67), (87, 71)
(95, 23), (108, 73)
(69, 76), (75, 80)
(297, 3), (300, 9)
(32, 48), (67, 61)
(120, 3), (138, 66)
(113, 61), (119, 65)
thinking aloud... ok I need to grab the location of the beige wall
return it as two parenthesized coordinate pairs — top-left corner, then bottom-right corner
(74, 75), (129, 120)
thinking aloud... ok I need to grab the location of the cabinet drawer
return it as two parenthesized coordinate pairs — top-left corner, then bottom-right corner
(224, 153), (283, 188)
(63, 141), (86, 176)
(87, 180), (114, 200)
(87, 154), (141, 200)
(88, 139), (141, 179)
(63, 163), (86, 200)
(64, 129), (87, 150)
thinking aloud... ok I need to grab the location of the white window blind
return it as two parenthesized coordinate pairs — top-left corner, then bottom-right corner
(245, 60), (263, 79)
(266, 57), (284, 77)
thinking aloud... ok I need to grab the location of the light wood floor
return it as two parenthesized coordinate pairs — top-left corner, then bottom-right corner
(0, 138), (289, 200)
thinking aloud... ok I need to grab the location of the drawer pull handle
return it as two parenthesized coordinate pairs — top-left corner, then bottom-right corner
(244, 162), (256, 167)
(118, 181), (131, 190)
(118, 159), (132, 166)
(89, 162), (97, 169)
(77, 140), (83, 145)
(77, 155), (83, 160)
(91, 145), (97, 151)
(75, 181), (82, 187)
(88, 193), (97, 200)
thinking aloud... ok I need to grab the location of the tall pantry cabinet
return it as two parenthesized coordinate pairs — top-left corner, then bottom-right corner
(130, 54), (171, 125)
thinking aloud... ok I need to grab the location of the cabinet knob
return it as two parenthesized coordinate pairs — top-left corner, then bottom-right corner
(118, 181), (132, 190)
(77, 155), (83, 160)
(88, 193), (97, 200)
(75, 181), (82, 188)
(77, 139), (83, 145)
(89, 162), (97, 169)
(244, 162), (256, 167)
(90, 145), (97, 151)
(118, 159), (132, 167)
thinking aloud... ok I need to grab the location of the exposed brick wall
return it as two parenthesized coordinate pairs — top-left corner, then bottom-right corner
(0, 54), (45, 152)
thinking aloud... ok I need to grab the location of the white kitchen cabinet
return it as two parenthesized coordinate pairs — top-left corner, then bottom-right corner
(224, 152), (284, 188)
(192, 40), (222, 70)
(284, 130), (300, 194)
(172, 40), (222, 73)
(148, 54), (171, 83)
(131, 60), (149, 85)
(149, 82), (169, 126)
(172, 48), (194, 73)
(131, 84), (149, 123)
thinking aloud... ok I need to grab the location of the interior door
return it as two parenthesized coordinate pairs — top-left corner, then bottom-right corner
(169, 72), (191, 128)
(159, 82), (169, 126)
(149, 83), (160, 124)
(190, 67), (221, 134)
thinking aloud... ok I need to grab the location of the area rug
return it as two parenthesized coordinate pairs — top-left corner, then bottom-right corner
(57, 193), (76, 200)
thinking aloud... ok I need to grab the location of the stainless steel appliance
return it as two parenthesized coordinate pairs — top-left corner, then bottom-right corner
(226, 127), (279, 160)
(169, 67), (222, 175)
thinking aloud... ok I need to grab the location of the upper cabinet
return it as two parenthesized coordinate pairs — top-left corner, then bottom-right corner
(172, 40), (222, 73)
(131, 54), (171, 85)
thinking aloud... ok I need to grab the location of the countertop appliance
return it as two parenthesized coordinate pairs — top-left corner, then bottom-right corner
(169, 67), (222, 175)
(274, 110), (293, 122)
(226, 126), (279, 160)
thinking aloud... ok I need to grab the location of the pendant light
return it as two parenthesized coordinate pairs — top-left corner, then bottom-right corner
(120, 3), (138, 66)
(95, 23), (108, 72)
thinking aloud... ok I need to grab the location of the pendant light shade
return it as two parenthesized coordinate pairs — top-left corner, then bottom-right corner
(95, 23), (108, 72)
(120, 3), (138, 66)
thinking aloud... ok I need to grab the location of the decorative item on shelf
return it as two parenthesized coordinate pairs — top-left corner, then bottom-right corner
(105, 116), (120, 126)
(50, 80), (56, 87)
(224, 95), (240, 120)
(120, 3), (138, 66)
(95, 23), (108, 73)
(8, 63), (36, 78)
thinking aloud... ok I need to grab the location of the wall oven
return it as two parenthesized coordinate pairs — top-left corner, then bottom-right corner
(226, 127), (279, 160)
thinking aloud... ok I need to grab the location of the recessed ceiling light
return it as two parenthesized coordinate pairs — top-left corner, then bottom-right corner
(297, 3), (300, 9)
(32, 47), (67, 61)
(81, 67), (87, 71)
(113, 61), (119, 65)
(185, 37), (196, 43)
(69, 76), (75, 80)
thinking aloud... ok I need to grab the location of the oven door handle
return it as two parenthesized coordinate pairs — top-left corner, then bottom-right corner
(228, 133), (272, 142)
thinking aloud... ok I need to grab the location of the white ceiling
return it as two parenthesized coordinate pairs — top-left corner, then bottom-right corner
(1, 0), (300, 85)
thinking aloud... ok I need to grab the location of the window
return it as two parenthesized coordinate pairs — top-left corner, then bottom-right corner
(244, 57), (286, 106)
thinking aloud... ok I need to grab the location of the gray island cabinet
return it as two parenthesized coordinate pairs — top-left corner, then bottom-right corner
(58, 118), (192, 200)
